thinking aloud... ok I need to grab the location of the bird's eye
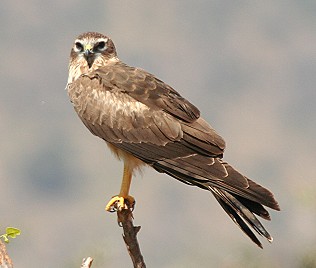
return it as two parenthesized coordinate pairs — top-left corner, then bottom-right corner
(95, 41), (106, 51)
(74, 42), (84, 52)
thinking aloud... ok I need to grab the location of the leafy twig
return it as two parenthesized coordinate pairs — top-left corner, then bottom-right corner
(0, 227), (21, 244)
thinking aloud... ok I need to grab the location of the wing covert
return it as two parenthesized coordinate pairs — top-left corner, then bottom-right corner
(94, 62), (201, 123)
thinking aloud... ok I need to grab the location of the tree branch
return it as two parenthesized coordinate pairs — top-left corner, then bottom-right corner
(0, 241), (13, 268)
(80, 257), (93, 268)
(117, 207), (146, 268)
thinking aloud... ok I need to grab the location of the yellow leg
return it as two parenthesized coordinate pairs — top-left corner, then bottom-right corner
(105, 163), (135, 212)
(119, 163), (132, 197)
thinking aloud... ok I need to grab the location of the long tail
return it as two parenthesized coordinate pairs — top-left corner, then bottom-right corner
(210, 187), (272, 248)
(152, 156), (280, 248)
(114, 139), (280, 247)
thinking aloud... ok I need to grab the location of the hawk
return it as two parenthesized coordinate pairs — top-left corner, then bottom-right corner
(67, 32), (280, 248)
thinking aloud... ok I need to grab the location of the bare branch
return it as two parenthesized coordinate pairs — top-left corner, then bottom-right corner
(0, 241), (13, 268)
(117, 207), (146, 268)
(80, 257), (93, 268)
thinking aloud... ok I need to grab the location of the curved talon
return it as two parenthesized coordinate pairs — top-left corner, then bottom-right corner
(105, 195), (135, 212)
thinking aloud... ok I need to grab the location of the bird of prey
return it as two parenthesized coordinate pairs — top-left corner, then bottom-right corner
(67, 32), (280, 248)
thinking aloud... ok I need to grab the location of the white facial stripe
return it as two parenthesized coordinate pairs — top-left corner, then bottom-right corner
(97, 38), (108, 43)
(73, 38), (109, 52)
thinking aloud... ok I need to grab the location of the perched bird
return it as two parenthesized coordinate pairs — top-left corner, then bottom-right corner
(67, 32), (280, 248)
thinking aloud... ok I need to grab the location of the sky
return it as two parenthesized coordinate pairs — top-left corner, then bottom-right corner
(1, 1), (316, 267)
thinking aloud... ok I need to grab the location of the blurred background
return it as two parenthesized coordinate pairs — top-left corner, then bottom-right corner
(1, 1), (316, 267)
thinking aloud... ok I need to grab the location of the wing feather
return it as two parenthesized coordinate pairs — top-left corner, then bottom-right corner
(94, 62), (200, 123)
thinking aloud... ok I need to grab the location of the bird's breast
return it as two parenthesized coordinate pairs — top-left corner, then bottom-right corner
(68, 76), (152, 130)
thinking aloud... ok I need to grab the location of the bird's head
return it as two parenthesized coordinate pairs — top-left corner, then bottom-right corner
(70, 32), (117, 69)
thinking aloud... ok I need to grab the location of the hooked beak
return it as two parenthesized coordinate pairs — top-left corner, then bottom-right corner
(83, 44), (94, 68)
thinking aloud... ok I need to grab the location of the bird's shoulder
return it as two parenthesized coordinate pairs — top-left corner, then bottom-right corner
(89, 61), (201, 123)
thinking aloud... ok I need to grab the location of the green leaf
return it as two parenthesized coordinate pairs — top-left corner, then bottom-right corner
(6, 227), (21, 238)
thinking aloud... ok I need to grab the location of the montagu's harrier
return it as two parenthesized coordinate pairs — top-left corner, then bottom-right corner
(67, 32), (280, 248)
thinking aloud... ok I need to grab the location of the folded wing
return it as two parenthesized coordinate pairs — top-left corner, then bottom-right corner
(67, 61), (280, 247)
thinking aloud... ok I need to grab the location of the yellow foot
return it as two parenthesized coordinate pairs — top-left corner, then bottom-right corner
(105, 195), (135, 212)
